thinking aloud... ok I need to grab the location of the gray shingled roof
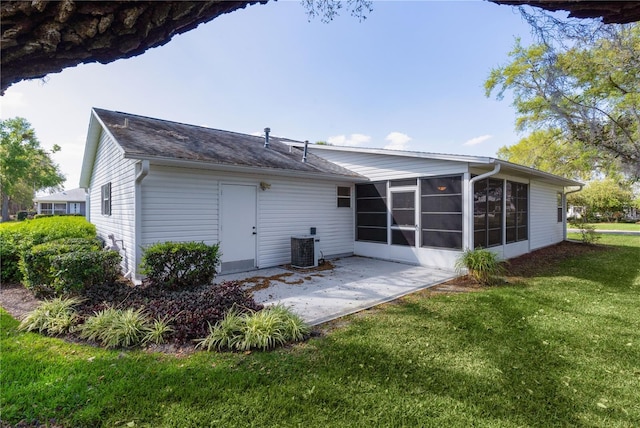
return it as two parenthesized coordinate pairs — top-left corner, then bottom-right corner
(33, 187), (86, 202)
(93, 108), (364, 180)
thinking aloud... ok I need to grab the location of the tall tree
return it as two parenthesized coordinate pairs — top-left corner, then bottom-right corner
(0, 117), (65, 221)
(567, 178), (634, 221)
(496, 129), (621, 181)
(485, 18), (640, 180)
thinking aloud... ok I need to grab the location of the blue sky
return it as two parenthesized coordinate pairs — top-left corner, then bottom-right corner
(0, 0), (543, 190)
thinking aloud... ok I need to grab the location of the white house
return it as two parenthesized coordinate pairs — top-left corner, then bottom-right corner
(79, 108), (582, 282)
(33, 187), (87, 216)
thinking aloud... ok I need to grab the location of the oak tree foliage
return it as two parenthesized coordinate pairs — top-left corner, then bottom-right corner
(486, 12), (640, 180)
(0, 117), (65, 221)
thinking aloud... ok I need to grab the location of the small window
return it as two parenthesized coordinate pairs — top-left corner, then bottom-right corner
(101, 183), (111, 216)
(40, 202), (53, 214)
(557, 192), (563, 223)
(337, 186), (351, 208)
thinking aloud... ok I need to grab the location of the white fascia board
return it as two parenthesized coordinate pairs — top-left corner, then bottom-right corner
(290, 142), (495, 165)
(79, 108), (127, 188)
(493, 160), (583, 187)
(122, 154), (370, 183)
(296, 143), (582, 188)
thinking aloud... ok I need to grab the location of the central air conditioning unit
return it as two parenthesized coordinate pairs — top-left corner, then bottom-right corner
(291, 235), (320, 268)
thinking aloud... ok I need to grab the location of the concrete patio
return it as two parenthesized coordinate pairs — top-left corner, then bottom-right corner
(215, 256), (458, 325)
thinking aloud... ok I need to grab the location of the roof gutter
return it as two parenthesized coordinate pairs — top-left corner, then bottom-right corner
(135, 159), (149, 184)
(469, 162), (501, 185)
(564, 184), (583, 196)
(466, 163), (501, 251)
(133, 159), (149, 283)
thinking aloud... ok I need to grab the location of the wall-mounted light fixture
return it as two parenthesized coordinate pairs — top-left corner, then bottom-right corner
(259, 181), (271, 191)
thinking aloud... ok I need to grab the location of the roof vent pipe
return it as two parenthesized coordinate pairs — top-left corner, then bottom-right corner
(264, 127), (270, 148)
(302, 140), (309, 163)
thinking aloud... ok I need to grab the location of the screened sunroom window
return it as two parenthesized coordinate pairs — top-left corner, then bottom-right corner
(506, 181), (528, 243)
(355, 182), (387, 243)
(420, 176), (463, 249)
(474, 178), (503, 248)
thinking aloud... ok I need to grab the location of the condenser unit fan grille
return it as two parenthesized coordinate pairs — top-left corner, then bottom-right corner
(291, 236), (316, 268)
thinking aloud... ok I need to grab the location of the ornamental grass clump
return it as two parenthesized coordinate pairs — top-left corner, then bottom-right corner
(18, 296), (82, 335)
(145, 315), (175, 345)
(455, 248), (505, 286)
(196, 304), (310, 352)
(79, 307), (172, 349)
(195, 308), (245, 351)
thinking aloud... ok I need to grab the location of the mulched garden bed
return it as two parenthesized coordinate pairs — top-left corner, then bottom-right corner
(1, 240), (605, 349)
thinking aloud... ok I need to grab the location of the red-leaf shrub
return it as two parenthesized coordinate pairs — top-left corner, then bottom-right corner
(78, 280), (262, 344)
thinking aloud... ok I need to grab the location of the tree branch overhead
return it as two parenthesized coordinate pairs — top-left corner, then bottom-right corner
(0, 1), (265, 93)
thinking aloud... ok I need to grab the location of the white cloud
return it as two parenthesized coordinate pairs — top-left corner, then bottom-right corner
(463, 134), (492, 146)
(327, 133), (371, 147)
(384, 132), (412, 150)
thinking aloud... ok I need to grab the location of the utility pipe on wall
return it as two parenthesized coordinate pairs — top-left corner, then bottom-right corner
(132, 160), (150, 282)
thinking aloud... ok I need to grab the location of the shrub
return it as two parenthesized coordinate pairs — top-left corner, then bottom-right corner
(140, 241), (221, 289)
(18, 297), (82, 335)
(196, 304), (310, 352)
(78, 280), (263, 344)
(142, 281), (263, 343)
(0, 217), (96, 284)
(0, 232), (21, 283)
(51, 250), (121, 295)
(20, 238), (102, 293)
(569, 219), (601, 245)
(455, 248), (505, 286)
(16, 211), (29, 221)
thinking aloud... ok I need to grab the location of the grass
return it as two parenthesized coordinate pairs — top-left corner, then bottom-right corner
(2, 235), (639, 427)
(576, 222), (640, 231)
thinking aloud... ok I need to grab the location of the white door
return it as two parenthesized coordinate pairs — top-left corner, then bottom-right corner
(220, 184), (257, 273)
(69, 203), (80, 214)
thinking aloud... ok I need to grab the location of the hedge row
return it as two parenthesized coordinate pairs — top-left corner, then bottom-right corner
(140, 241), (221, 289)
(0, 217), (96, 284)
(19, 237), (120, 295)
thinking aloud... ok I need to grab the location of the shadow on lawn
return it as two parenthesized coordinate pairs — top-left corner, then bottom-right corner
(506, 241), (640, 291)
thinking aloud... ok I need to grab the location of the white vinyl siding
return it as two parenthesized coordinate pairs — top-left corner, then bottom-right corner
(308, 150), (466, 181)
(138, 165), (354, 271)
(258, 177), (354, 267)
(140, 166), (219, 246)
(87, 131), (137, 275)
(530, 181), (565, 250)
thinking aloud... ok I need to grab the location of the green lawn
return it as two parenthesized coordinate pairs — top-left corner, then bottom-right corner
(2, 235), (639, 427)
(575, 222), (640, 231)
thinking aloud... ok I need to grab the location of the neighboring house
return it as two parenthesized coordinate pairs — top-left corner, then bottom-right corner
(80, 108), (582, 282)
(33, 187), (87, 216)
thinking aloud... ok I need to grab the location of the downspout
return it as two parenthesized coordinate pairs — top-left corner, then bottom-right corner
(466, 163), (501, 251)
(131, 160), (149, 282)
(563, 185), (584, 241)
